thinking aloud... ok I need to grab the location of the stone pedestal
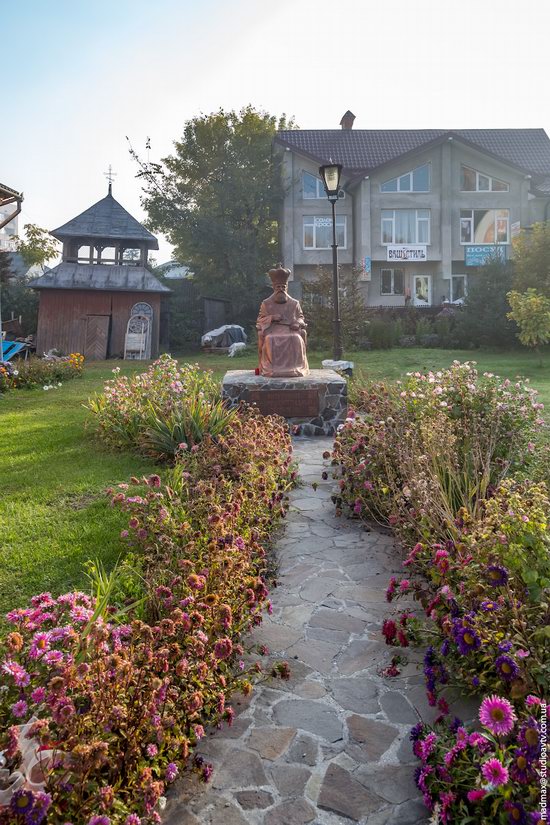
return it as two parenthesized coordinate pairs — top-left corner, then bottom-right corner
(222, 369), (347, 436)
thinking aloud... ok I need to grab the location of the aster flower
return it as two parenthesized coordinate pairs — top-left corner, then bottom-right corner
(510, 748), (535, 784)
(480, 599), (500, 611)
(165, 762), (178, 782)
(479, 695), (516, 736)
(486, 565), (509, 586)
(10, 789), (36, 814)
(495, 654), (519, 682)
(481, 757), (509, 786)
(455, 625), (481, 655)
(504, 801), (528, 824)
(125, 816), (141, 825)
(88, 817), (111, 825)
(2, 659), (30, 686)
(11, 699), (28, 718)
(467, 789), (487, 803)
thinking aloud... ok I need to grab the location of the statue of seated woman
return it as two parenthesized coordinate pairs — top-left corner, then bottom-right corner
(256, 265), (309, 378)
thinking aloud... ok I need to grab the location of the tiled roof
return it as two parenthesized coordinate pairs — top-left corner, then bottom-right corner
(28, 263), (170, 293)
(52, 191), (159, 249)
(275, 129), (550, 177)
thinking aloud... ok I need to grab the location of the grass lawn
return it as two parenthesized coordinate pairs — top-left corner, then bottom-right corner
(0, 347), (548, 619)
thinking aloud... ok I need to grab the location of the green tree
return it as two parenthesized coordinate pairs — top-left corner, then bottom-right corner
(454, 256), (517, 348)
(507, 288), (550, 363)
(512, 222), (550, 296)
(15, 223), (59, 269)
(130, 106), (294, 326)
(301, 266), (368, 350)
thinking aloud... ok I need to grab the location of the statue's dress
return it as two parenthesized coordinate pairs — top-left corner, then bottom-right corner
(256, 295), (309, 378)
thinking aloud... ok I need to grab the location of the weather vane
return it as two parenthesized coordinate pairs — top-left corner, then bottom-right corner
(103, 164), (117, 193)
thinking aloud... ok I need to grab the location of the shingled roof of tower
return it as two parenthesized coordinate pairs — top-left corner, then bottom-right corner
(51, 191), (159, 249)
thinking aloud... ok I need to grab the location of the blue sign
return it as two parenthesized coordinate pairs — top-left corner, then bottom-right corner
(465, 246), (507, 266)
(363, 256), (371, 274)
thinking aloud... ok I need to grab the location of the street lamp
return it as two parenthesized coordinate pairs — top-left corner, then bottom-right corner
(319, 162), (343, 360)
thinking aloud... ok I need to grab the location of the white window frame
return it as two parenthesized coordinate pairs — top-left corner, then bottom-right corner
(302, 171), (345, 200)
(460, 165), (509, 193)
(380, 209), (431, 245)
(459, 209), (510, 245)
(303, 215), (347, 250)
(380, 268), (405, 296)
(380, 163), (431, 193)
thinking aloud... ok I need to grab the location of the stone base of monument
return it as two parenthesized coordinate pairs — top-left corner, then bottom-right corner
(222, 369), (347, 436)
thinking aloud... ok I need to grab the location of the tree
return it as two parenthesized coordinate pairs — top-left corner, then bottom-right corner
(129, 106), (294, 326)
(512, 222), (550, 297)
(454, 256), (517, 348)
(301, 266), (369, 350)
(15, 224), (59, 270)
(507, 289), (550, 363)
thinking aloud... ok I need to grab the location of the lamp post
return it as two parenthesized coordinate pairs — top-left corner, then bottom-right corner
(319, 162), (343, 360)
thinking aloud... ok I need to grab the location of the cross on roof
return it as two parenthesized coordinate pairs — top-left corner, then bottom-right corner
(103, 164), (117, 194)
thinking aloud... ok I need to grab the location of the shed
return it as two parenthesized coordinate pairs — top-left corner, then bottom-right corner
(29, 186), (170, 360)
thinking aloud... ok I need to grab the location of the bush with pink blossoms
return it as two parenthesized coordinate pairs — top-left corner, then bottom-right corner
(0, 408), (294, 823)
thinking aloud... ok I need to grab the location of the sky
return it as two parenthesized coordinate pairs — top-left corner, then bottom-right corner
(2, 0), (549, 263)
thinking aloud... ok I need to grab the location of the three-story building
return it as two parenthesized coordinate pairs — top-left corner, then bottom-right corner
(274, 114), (550, 307)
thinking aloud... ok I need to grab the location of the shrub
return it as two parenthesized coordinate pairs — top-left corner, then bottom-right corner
(333, 363), (543, 542)
(454, 258), (517, 348)
(507, 288), (550, 362)
(0, 409), (294, 823)
(87, 355), (233, 460)
(0, 354), (84, 393)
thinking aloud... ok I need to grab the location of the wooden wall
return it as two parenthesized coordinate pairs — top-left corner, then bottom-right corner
(35, 290), (162, 359)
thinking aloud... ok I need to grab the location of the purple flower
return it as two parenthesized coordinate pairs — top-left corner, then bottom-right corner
(495, 654), (519, 682)
(2, 659), (30, 686)
(11, 699), (28, 718)
(88, 817), (111, 825)
(10, 789), (35, 814)
(504, 802), (527, 824)
(166, 762), (178, 782)
(498, 640), (513, 652)
(510, 748), (534, 783)
(125, 816), (141, 825)
(486, 565), (509, 586)
(146, 743), (158, 758)
(480, 600), (500, 612)
(455, 625), (481, 655)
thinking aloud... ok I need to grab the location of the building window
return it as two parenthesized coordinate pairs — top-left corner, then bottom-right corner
(303, 215), (347, 249)
(302, 171), (345, 199)
(380, 163), (430, 193)
(380, 268), (405, 295)
(460, 165), (509, 192)
(381, 209), (430, 244)
(460, 209), (509, 244)
(451, 275), (467, 302)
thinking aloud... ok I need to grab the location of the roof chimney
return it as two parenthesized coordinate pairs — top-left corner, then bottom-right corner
(340, 110), (356, 130)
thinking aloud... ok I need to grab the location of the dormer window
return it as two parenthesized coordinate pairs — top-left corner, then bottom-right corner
(380, 163), (430, 193)
(460, 165), (509, 192)
(302, 171), (345, 199)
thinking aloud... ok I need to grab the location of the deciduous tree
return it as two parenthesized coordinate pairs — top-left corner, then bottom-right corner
(512, 222), (550, 296)
(130, 106), (294, 327)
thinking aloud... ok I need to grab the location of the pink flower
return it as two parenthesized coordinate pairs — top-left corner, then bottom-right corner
(193, 724), (205, 740)
(213, 638), (233, 660)
(165, 762), (178, 782)
(2, 660), (30, 687)
(526, 695), (542, 707)
(31, 687), (46, 704)
(399, 579), (410, 592)
(481, 757), (509, 786)
(467, 789), (487, 802)
(146, 744), (158, 758)
(479, 695), (516, 737)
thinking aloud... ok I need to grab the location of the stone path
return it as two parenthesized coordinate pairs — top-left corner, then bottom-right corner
(165, 438), (476, 824)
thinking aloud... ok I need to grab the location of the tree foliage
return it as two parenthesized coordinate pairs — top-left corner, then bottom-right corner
(15, 223), (59, 269)
(454, 257), (517, 348)
(507, 288), (550, 359)
(512, 222), (550, 296)
(130, 107), (294, 326)
(301, 266), (369, 350)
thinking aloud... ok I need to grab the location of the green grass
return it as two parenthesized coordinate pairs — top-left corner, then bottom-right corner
(0, 348), (548, 619)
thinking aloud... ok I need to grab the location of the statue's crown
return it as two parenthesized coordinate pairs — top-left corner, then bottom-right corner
(268, 264), (291, 286)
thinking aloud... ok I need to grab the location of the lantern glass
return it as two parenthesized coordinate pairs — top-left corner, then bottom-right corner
(319, 164), (342, 197)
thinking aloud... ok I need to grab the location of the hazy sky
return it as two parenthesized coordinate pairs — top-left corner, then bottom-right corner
(3, 0), (549, 263)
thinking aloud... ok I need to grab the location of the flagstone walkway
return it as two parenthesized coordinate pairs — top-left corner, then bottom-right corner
(164, 438), (477, 825)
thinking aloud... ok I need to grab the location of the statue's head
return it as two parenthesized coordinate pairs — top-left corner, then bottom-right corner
(268, 264), (291, 304)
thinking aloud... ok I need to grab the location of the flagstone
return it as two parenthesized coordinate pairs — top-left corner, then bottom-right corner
(318, 763), (382, 821)
(273, 699), (343, 742)
(247, 726), (296, 760)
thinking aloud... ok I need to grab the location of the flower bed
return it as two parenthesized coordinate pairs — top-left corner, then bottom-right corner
(88, 355), (234, 461)
(0, 403), (294, 823)
(330, 362), (548, 823)
(0, 354), (84, 393)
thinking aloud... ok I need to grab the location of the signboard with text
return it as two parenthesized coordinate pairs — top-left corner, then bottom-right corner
(464, 246), (507, 266)
(387, 245), (427, 262)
